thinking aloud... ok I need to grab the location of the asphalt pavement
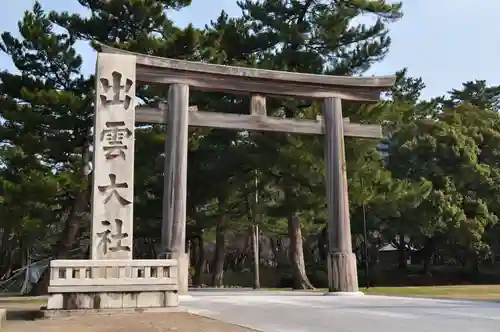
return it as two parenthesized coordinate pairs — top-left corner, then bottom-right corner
(180, 290), (500, 332)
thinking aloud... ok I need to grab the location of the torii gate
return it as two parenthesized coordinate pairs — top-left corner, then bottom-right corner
(93, 44), (395, 294)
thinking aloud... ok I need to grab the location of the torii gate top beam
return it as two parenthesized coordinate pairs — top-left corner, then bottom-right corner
(98, 43), (395, 102)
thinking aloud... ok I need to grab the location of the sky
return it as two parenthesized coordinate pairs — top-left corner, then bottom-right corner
(1, 0), (500, 100)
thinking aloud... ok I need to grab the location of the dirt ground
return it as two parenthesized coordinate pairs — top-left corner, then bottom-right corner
(3, 312), (257, 332)
(0, 300), (257, 332)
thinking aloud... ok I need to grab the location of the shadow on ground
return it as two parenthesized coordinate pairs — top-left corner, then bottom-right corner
(6, 309), (44, 321)
(0, 298), (46, 321)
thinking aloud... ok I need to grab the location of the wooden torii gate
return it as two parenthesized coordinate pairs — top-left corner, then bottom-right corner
(97, 44), (395, 294)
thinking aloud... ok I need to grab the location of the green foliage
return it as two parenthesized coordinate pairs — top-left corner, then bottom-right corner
(0, 2), (93, 262)
(387, 98), (500, 262)
(0, 146), (60, 250)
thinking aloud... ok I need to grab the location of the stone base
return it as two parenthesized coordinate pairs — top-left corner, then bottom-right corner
(326, 251), (359, 292)
(46, 291), (178, 310)
(159, 252), (189, 294)
(43, 306), (183, 318)
(175, 252), (189, 294)
(179, 294), (194, 301)
(0, 308), (6, 330)
(323, 291), (364, 296)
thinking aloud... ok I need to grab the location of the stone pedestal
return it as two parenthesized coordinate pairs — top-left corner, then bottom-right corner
(0, 308), (5, 330)
(175, 252), (189, 294)
(160, 252), (189, 294)
(47, 291), (178, 310)
(47, 259), (179, 311)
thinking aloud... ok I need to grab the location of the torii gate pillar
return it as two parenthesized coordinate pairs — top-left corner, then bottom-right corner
(323, 97), (361, 294)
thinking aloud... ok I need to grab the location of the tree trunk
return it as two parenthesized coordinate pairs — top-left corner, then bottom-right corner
(233, 233), (251, 271)
(251, 224), (260, 289)
(466, 254), (480, 275)
(189, 239), (197, 276)
(398, 234), (407, 270)
(0, 249), (15, 281)
(211, 223), (226, 287)
(31, 141), (91, 295)
(270, 237), (288, 268)
(193, 235), (205, 286)
(270, 237), (279, 267)
(421, 237), (435, 275)
(143, 237), (156, 259)
(287, 213), (314, 289)
(0, 232), (13, 280)
(31, 192), (88, 295)
(318, 226), (327, 261)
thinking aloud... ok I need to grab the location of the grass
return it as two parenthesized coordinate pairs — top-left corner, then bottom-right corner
(361, 285), (500, 301)
(264, 285), (500, 301)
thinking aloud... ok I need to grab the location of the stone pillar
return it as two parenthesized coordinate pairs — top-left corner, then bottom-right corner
(91, 53), (136, 261)
(322, 97), (360, 294)
(161, 84), (190, 293)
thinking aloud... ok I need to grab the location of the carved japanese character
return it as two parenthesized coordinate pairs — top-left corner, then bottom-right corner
(96, 219), (131, 255)
(99, 71), (134, 109)
(97, 173), (131, 205)
(100, 121), (132, 160)
(96, 225), (111, 255)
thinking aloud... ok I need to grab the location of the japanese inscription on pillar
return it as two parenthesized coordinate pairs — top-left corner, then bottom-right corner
(91, 53), (136, 260)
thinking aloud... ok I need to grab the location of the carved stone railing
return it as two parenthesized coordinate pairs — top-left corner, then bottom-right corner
(47, 259), (178, 310)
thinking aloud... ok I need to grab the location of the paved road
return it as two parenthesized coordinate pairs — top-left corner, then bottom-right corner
(180, 290), (500, 332)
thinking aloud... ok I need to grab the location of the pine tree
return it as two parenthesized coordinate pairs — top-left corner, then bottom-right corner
(386, 100), (500, 273)
(200, 0), (403, 288)
(0, 2), (93, 288)
(444, 80), (500, 111)
(0, 0), (200, 292)
(0, 145), (61, 279)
